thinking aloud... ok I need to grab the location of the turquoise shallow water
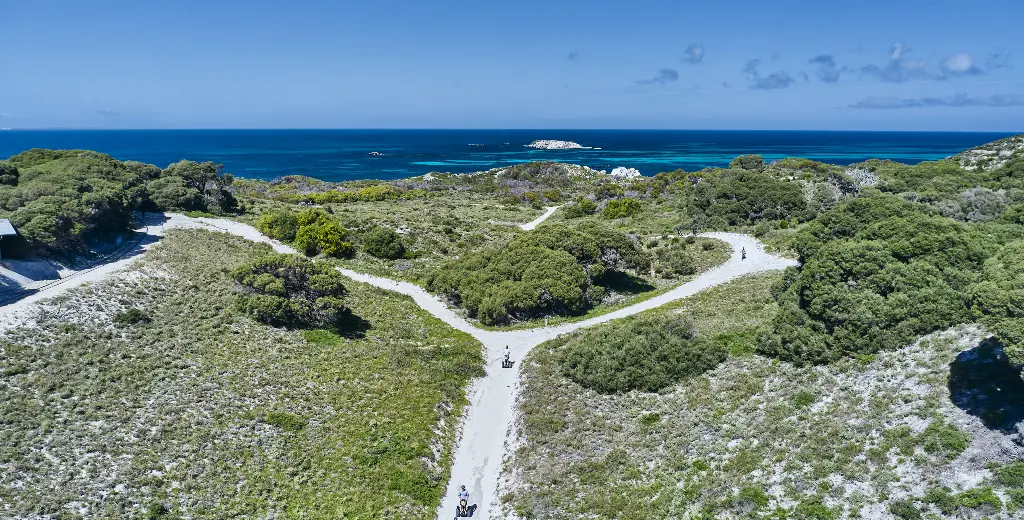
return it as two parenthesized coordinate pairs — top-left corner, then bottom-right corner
(0, 129), (1012, 181)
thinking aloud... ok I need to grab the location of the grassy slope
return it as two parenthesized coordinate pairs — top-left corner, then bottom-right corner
(0, 229), (483, 519)
(503, 273), (1023, 519)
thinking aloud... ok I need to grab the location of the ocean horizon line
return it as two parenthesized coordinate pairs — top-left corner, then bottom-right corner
(2, 128), (1020, 134)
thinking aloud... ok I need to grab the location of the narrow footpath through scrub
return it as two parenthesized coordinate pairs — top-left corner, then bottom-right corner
(0, 213), (797, 519)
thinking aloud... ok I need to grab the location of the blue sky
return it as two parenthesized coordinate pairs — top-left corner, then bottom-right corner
(1, 0), (1022, 131)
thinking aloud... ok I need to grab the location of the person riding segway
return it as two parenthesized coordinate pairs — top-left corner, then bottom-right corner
(455, 485), (470, 517)
(502, 345), (512, 368)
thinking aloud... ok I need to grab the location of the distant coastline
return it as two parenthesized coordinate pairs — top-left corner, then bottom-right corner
(0, 129), (1014, 182)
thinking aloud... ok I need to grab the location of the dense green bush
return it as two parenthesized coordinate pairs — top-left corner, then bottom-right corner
(729, 154), (765, 171)
(968, 240), (1024, 363)
(362, 227), (406, 259)
(0, 149), (240, 255)
(562, 197), (597, 218)
(256, 210), (299, 241)
(293, 208), (354, 258)
(151, 159), (237, 213)
(887, 499), (922, 520)
(147, 176), (203, 210)
(602, 197), (641, 219)
(688, 169), (808, 226)
(113, 308), (151, 326)
(0, 149), (156, 253)
(653, 245), (696, 278)
(232, 253), (349, 328)
(919, 420), (970, 460)
(265, 411), (306, 431)
(994, 462), (1024, 488)
(760, 195), (997, 364)
(559, 313), (725, 393)
(773, 157), (830, 173)
(426, 223), (649, 324)
(303, 184), (417, 204)
(0, 161), (18, 185)
(500, 161), (573, 188)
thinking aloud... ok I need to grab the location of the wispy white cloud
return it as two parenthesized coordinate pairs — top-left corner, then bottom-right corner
(683, 44), (705, 64)
(850, 93), (1024, 109)
(808, 54), (846, 83)
(743, 59), (795, 90)
(636, 69), (679, 85)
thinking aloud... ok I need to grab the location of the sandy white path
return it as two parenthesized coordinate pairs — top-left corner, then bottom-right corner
(345, 233), (797, 520)
(0, 214), (796, 519)
(0, 214), (294, 331)
(518, 206), (561, 231)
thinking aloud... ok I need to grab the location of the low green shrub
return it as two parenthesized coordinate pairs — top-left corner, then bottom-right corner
(735, 485), (770, 511)
(919, 420), (970, 460)
(1007, 488), (1024, 510)
(559, 313), (726, 393)
(955, 487), (1002, 512)
(729, 154), (766, 171)
(924, 487), (958, 514)
(602, 198), (642, 219)
(887, 499), (921, 520)
(791, 496), (837, 519)
(293, 208), (355, 258)
(791, 390), (817, 409)
(563, 197), (597, 218)
(232, 253), (349, 328)
(256, 210), (298, 241)
(265, 411), (306, 431)
(654, 246), (695, 277)
(994, 462), (1024, 487)
(113, 308), (151, 326)
(638, 412), (661, 427)
(361, 227), (406, 259)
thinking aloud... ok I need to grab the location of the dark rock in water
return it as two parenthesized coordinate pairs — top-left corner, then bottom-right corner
(948, 337), (1024, 435)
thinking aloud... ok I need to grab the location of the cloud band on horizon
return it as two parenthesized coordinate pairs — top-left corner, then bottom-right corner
(850, 93), (1024, 109)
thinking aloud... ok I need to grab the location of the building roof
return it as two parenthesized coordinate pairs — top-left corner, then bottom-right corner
(0, 219), (16, 237)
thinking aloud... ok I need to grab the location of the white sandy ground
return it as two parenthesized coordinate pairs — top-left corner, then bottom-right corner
(0, 214), (295, 332)
(340, 234), (797, 520)
(0, 214), (796, 519)
(519, 206), (561, 231)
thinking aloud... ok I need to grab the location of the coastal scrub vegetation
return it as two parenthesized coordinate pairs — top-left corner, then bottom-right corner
(231, 253), (350, 329)
(968, 239), (1024, 364)
(760, 195), (999, 364)
(0, 228), (483, 518)
(362, 226), (407, 259)
(424, 223), (649, 325)
(559, 313), (726, 393)
(504, 273), (1024, 519)
(0, 149), (237, 255)
(293, 207), (355, 258)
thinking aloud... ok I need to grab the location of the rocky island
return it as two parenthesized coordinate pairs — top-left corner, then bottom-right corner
(525, 139), (589, 149)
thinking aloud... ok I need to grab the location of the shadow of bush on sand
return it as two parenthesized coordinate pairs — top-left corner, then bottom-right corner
(948, 337), (1024, 436)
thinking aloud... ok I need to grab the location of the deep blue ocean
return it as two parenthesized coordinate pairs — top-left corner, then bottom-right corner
(0, 130), (1013, 182)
